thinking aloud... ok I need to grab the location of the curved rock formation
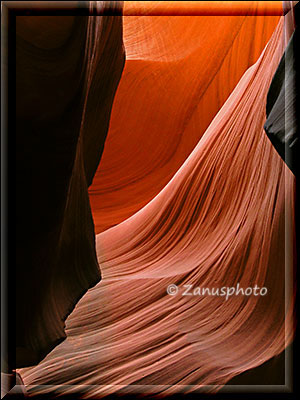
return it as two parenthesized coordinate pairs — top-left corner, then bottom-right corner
(89, 12), (281, 233)
(20, 15), (295, 397)
(16, 2), (125, 368)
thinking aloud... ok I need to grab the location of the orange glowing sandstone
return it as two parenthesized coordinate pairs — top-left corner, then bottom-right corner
(20, 14), (295, 397)
(89, 10), (281, 233)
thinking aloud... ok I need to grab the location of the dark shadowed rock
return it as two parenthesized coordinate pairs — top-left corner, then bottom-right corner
(264, 4), (299, 175)
(15, 2), (125, 368)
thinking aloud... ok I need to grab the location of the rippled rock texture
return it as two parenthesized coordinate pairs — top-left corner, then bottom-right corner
(19, 3), (296, 397)
(89, 5), (283, 233)
(16, 2), (125, 368)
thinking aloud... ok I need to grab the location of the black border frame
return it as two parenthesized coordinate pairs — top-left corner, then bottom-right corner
(1, 1), (299, 399)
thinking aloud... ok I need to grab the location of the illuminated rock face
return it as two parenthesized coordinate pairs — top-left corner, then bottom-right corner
(20, 12), (295, 397)
(16, 3), (125, 368)
(89, 12), (281, 233)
